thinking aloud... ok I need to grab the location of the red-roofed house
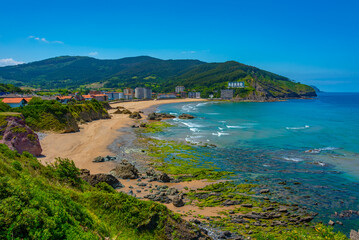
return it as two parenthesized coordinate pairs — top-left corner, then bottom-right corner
(1, 98), (27, 108)
(58, 96), (74, 104)
(92, 94), (108, 102)
(82, 95), (93, 101)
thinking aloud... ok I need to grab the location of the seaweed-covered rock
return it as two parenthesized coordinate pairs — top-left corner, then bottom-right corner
(0, 114), (42, 156)
(110, 160), (139, 179)
(80, 169), (123, 189)
(178, 113), (195, 119)
(147, 112), (176, 120)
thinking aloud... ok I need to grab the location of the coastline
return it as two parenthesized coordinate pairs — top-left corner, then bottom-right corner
(39, 98), (206, 174)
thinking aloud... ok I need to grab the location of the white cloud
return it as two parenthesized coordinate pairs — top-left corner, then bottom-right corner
(28, 35), (63, 44)
(88, 51), (98, 56)
(0, 58), (24, 67)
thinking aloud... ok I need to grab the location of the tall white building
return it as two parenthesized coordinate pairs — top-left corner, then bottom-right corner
(175, 86), (185, 93)
(228, 82), (245, 88)
(135, 87), (152, 99)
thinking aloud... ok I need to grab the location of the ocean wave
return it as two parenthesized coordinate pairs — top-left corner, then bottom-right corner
(286, 125), (310, 130)
(190, 128), (200, 132)
(218, 127), (224, 130)
(283, 157), (304, 162)
(305, 147), (339, 154)
(212, 131), (230, 136)
(196, 102), (208, 107)
(182, 104), (197, 112)
(207, 113), (220, 115)
(181, 121), (203, 128)
(227, 125), (248, 129)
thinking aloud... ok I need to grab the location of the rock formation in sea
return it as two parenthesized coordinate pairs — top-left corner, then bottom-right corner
(0, 114), (42, 156)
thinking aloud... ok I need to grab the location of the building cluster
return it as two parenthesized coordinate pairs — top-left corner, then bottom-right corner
(0, 81), (246, 108)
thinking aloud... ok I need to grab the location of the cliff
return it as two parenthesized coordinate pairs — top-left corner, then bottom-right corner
(0, 113), (42, 156)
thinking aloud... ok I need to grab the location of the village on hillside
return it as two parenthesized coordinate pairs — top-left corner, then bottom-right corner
(0, 82), (245, 108)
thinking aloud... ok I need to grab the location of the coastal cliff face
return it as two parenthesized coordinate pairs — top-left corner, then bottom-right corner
(233, 76), (317, 101)
(0, 113), (42, 156)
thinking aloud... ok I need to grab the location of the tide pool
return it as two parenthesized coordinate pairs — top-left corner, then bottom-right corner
(153, 93), (359, 234)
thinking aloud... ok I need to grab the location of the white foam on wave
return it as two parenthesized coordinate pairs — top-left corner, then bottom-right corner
(182, 121), (203, 128)
(207, 113), (220, 115)
(212, 131), (230, 136)
(190, 128), (200, 132)
(286, 125), (310, 130)
(196, 102), (208, 107)
(182, 104), (197, 112)
(305, 146), (339, 154)
(218, 127), (224, 130)
(283, 157), (304, 162)
(227, 125), (248, 129)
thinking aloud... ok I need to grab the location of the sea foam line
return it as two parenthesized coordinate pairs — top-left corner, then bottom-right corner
(286, 125), (310, 130)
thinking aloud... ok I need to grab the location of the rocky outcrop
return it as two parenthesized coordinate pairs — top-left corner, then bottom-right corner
(110, 160), (139, 179)
(129, 112), (142, 119)
(173, 194), (185, 207)
(93, 155), (117, 162)
(80, 169), (123, 189)
(147, 112), (176, 120)
(0, 114), (42, 156)
(178, 114), (195, 119)
(351, 229), (359, 240)
(113, 108), (132, 114)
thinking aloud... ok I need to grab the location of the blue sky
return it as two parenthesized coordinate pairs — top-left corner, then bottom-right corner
(0, 0), (358, 91)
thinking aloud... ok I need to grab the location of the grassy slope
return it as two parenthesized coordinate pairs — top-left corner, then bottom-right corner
(0, 144), (201, 240)
(0, 56), (315, 98)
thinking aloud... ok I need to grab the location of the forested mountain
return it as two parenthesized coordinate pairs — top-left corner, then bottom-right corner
(0, 56), (316, 99)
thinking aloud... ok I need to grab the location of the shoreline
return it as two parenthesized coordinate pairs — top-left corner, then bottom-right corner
(39, 98), (206, 174)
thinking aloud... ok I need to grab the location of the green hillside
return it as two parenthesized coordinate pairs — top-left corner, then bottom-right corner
(0, 56), (316, 99)
(0, 145), (208, 239)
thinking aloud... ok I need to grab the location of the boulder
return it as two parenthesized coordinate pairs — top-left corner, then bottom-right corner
(0, 114), (42, 156)
(328, 220), (335, 226)
(80, 169), (123, 189)
(350, 229), (359, 240)
(173, 194), (185, 207)
(260, 189), (270, 194)
(158, 172), (171, 182)
(129, 112), (142, 119)
(110, 160), (139, 179)
(178, 113), (195, 119)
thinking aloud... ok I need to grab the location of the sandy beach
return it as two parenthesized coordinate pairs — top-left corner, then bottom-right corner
(39, 98), (206, 174)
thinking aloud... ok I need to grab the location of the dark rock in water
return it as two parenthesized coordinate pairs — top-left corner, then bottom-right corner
(336, 221), (343, 225)
(279, 207), (288, 212)
(335, 210), (359, 218)
(300, 216), (314, 222)
(260, 189), (270, 194)
(147, 112), (176, 120)
(110, 160), (139, 179)
(129, 111), (142, 119)
(0, 114), (42, 156)
(80, 169), (123, 189)
(350, 229), (359, 240)
(241, 204), (253, 208)
(173, 194), (185, 207)
(328, 220), (335, 226)
(222, 199), (242, 206)
(159, 172), (171, 182)
(178, 113), (195, 119)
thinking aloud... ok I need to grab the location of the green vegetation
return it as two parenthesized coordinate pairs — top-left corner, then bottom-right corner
(140, 137), (233, 181)
(0, 144), (202, 239)
(185, 181), (347, 239)
(0, 83), (27, 94)
(141, 121), (173, 133)
(0, 56), (315, 98)
(1, 97), (109, 132)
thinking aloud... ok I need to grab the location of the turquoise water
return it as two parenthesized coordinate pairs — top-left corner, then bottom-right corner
(155, 93), (359, 234)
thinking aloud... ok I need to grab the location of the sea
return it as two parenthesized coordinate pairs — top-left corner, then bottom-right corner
(152, 92), (359, 234)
